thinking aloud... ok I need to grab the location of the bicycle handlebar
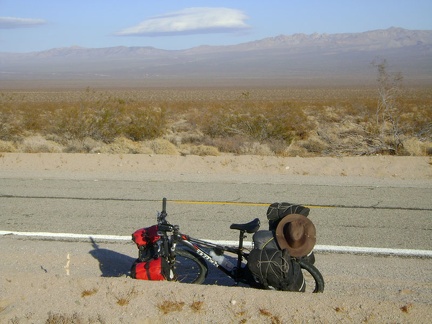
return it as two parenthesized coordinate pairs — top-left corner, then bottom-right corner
(157, 197), (169, 226)
(162, 197), (167, 213)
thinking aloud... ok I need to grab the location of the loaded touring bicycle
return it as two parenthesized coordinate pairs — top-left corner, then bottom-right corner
(131, 198), (324, 293)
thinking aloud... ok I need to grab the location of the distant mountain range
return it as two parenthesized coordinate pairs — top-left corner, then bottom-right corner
(1, 27), (431, 87)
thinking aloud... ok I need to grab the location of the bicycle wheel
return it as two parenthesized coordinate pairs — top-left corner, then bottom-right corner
(298, 260), (325, 293)
(174, 248), (208, 284)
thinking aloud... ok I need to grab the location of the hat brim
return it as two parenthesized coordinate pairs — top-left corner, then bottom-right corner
(275, 213), (316, 257)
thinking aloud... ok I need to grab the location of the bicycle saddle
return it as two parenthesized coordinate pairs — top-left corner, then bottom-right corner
(230, 218), (260, 233)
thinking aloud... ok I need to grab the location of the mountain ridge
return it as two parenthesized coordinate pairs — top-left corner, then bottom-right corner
(2, 27), (431, 56)
(1, 27), (431, 87)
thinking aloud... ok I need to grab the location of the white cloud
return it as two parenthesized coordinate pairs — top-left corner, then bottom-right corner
(116, 7), (250, 36)
(0, 16), (47, 29)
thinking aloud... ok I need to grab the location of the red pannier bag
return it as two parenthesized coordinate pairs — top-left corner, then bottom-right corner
(132, 225), (161, 262)
(130, 258), (169, 281)
(132, 225), (160, 248)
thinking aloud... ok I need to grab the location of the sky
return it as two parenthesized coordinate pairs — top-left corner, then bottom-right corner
(1, 0), (432, 53)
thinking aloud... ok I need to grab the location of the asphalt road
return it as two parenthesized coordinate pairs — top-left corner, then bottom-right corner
(1, 174), (431, 250)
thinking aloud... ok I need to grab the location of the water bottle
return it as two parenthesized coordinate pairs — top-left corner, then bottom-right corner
(210, 249), (234, 271)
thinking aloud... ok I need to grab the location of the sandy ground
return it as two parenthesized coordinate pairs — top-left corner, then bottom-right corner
(1, 153), (431, 180)
(1, 153), (431, 323)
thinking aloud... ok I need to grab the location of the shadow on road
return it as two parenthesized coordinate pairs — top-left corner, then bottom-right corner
(89, 237), (136, 277)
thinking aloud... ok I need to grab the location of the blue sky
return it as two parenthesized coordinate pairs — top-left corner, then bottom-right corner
(1, 0), (431, 52)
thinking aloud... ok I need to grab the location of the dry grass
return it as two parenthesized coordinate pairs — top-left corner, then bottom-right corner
(0, 87), (431, 156)
(259, 308), (282, 324)
(400, 303), (413, 313)
(155, 299), (205, 315)
(45, 312), (105, 324)
(190, 300), (204, 312)
(111, 287), (137, 306)
(156, 300), (186, 314)
(81, 287), (98, 298)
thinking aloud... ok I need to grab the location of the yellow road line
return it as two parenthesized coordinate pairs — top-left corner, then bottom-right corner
(171, 200), (332, 208)
(172, 200), (267, 206)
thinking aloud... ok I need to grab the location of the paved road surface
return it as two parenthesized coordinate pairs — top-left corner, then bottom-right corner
(1, 172), (431, 250)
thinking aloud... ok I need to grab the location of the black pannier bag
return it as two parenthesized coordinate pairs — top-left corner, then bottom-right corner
(252, 230), (279, 250)
(266, 202), (310, 231)
(247, 245), (305, 292)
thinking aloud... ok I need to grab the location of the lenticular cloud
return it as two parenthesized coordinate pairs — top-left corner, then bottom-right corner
(116, 7), (250, 36)
(0, 16), (46, 29)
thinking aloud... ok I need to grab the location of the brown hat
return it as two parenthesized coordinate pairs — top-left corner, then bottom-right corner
(275, 214), (316, 257)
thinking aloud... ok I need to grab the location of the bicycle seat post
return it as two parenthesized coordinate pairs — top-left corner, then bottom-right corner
(235, 230), (246, 282)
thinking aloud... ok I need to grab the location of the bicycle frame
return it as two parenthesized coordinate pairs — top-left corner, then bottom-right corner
(177, 234), (250, 282)
(157, 198), (254, 284)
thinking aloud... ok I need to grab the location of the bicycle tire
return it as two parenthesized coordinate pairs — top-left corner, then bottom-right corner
(174, 248), (208, 284)
(298, 260), (325, 293)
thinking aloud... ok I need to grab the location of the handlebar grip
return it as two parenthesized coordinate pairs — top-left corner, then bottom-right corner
(162, 197), (167, 213)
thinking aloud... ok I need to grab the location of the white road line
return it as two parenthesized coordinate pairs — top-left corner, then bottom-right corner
(1, 230), (431, 258)
(314, 245), (432, 258)
(0, 230), (130, 241)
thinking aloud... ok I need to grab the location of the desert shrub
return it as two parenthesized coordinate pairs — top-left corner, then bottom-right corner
(63, 137), (104, 153)
(191, 101), (312, 156)
(189, 144), (220, 156)
(0, 92), (168, 149)
(0, 101), (59, 141)
(371, 59), (406, 154)
(400, 137), (432, 156)
(147, 138), (179, 155)
(49, 98), (166, 143)
(173, 131), (205, 145)
(203, 135), (247, 154)
(169, 118), (193, 133)
(399, 104), (432, 141)
(239, 141), (274, 156)
(284, 142), (310, 157)
(0, 110), (24, 140)
(53, 104), (124, 143)
(125, 106), (166, 141)
(197, 102), (310, 143)
(95, 137), (152, 154)
(267, 139), (291, 156)
(0, 140), (16, 152)
(296, 134), (329, 155)
(18, 135), (63, 153)
(1, 87), (430, 156)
